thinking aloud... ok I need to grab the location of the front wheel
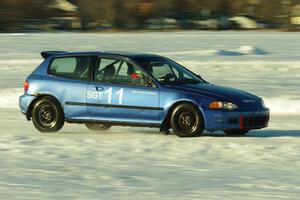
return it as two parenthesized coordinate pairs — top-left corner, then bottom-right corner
(170, 103), (204, 137)
(224, 129), (249, 136)
(85, 123), (111, 131)
(31, 96), (64, 132)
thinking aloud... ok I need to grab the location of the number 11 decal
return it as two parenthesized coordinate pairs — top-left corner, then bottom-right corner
(116, 88), (124, 104)
(103, 87), (124, 104)
(104, 87), (112, 104)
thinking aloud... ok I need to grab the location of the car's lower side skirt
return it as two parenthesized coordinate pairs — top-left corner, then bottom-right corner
(66, 119), (161, 128)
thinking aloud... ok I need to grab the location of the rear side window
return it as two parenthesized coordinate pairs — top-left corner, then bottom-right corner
(49, 56), (92, 80)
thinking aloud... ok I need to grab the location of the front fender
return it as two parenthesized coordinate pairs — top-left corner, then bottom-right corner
(159, 88), (215, 127)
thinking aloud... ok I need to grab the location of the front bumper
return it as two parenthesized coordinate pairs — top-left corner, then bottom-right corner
(19, 94), (37, 116)
(203, 108), (270, 131)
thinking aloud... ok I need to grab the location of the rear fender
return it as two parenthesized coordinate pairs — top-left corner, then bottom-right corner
(25, 93), (63, 120)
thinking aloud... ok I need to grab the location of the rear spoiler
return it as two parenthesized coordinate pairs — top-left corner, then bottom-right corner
(41, 51), (67, 59)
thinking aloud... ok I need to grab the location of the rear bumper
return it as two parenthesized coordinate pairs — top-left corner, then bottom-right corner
(203, 108), (270, 131)
(19, 94), (37, 116)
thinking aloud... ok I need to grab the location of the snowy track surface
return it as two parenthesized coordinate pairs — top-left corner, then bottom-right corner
(0, 31), (300, 199)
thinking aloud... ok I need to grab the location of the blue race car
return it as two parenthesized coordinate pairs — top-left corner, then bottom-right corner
(19, 51), (269, 137)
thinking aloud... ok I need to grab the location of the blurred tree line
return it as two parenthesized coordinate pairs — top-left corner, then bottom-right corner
(1, 0), (300, 30)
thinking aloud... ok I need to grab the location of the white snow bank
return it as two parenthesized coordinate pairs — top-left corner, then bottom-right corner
(237, 45), (267, 55)
(218, 46), (268, 56)
(0, 59), (42, 72)
(264, 96), (300, 115)
(0, 88), (23, 109)
(159, 49), (218, 56)
(181, 60), (300, 70)
(0, 33), (27, 36)
(161, 46), (268, 56)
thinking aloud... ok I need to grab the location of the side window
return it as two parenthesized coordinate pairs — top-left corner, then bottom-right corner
(94, 57), (152, 87)
(117, 61), (129, 76)
(152, 64), (174, 79)
(49, 56), (92, 80)
(94, 58), (119, 82)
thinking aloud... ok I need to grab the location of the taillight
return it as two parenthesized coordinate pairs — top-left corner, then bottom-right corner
(24, 81), (29, 92)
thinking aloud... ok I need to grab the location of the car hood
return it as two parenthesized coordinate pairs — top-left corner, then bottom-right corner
(168, 83), (263, 109)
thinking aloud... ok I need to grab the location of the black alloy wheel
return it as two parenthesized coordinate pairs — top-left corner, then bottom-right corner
(31, 96), (64, 132)
(170, 103), (204, 137)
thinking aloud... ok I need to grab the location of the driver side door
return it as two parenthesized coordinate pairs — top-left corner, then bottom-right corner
(87, 56), (161, 124)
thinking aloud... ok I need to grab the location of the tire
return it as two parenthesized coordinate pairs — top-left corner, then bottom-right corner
(224, 129), (249, 136)
(85, 123), (111, 131)
(170, 103), (204, 137)
(31, 96), (64, 132)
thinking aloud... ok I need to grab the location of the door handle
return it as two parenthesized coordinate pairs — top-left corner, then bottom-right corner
(95, 86), (104, 91)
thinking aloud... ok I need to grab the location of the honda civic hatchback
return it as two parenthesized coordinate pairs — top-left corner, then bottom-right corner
(19, 51), (270, 137)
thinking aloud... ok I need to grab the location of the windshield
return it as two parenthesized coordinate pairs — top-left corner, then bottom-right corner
(134, 57), (204, 85)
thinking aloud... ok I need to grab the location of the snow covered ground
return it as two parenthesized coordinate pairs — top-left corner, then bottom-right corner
(0, 31), (300, 199)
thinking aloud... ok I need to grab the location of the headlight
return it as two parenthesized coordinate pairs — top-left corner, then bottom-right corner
(209, 101), (238, 110)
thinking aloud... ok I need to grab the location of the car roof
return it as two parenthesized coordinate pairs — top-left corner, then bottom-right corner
(42, 51), (163, 60)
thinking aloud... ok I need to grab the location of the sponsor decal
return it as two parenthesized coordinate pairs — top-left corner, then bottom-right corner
(132, 90), (157, 95)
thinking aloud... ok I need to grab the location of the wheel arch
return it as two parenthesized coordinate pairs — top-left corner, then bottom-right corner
(26, 93), (64, 120)
(161, 100), (206, 130)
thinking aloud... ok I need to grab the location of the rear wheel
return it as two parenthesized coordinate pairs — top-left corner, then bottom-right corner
(170, 103), (204, 137)
(224, 129), (249, 136)
(31, 96), (64, 132)
(85, 123), (111, 131)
